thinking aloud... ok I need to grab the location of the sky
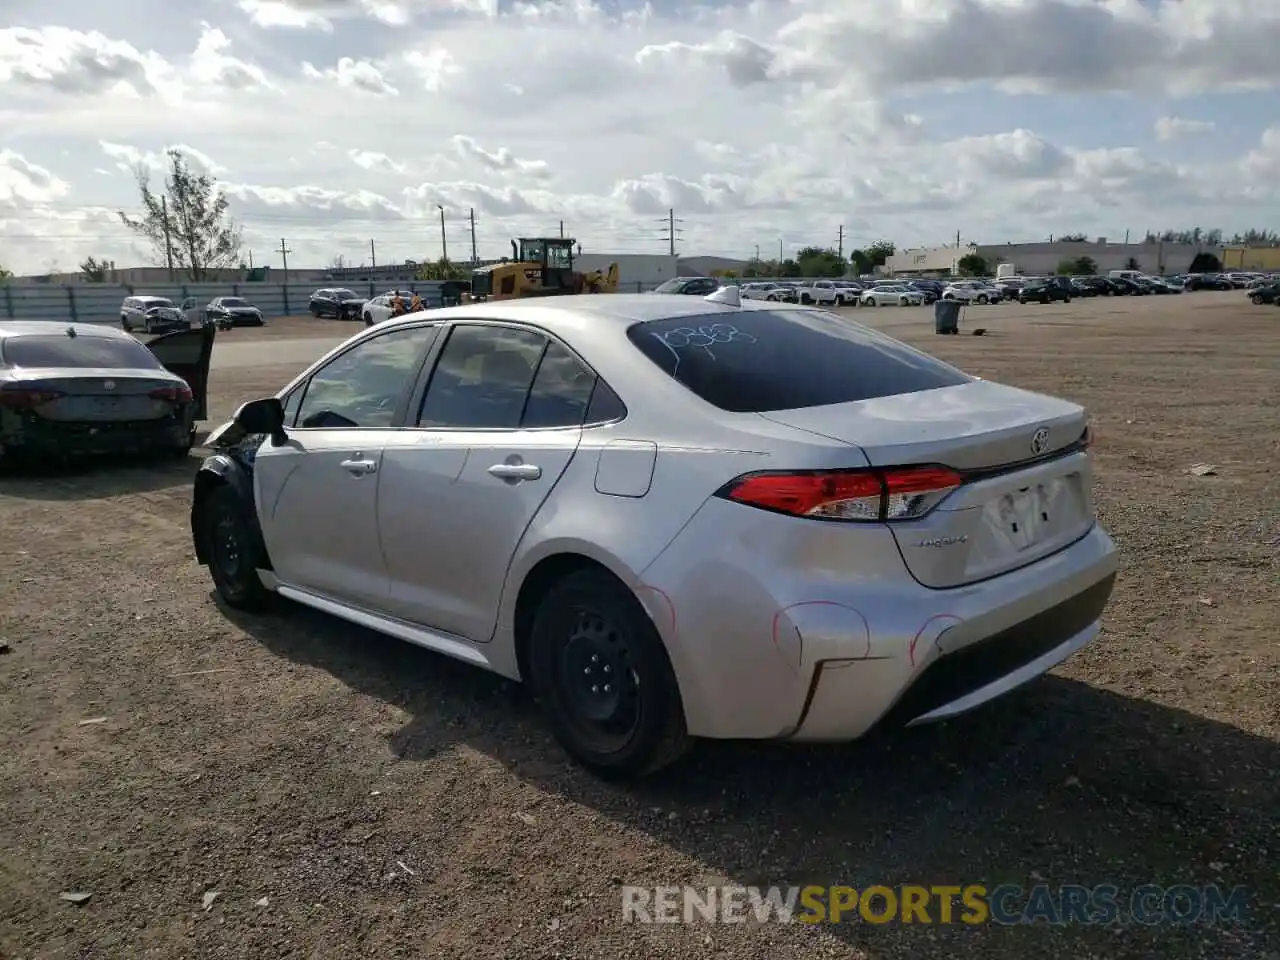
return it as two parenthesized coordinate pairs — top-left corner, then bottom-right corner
(1, 0), (1279, 275)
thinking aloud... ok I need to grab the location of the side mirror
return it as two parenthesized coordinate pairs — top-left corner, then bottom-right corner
(234, 396), (288, 446)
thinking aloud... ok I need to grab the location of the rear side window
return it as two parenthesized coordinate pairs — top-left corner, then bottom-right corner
(626, 310), (970, 413)
(2, 335), (162, 370)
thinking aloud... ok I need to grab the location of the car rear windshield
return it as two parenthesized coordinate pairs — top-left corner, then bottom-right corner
(626, 310), (970, 412)
(2, 335), (162, 369)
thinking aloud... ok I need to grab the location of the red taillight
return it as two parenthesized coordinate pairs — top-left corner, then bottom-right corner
(150, 384), (193, 403)
(0, 388), (65, 411)
(718, 465), (964, 522)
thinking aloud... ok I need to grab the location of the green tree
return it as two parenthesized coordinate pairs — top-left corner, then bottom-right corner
(1188, 252), (1222, 273)
(848, 240), (895, 276)
(795, 246), (846, 277)
(1056, 256), (1098, 275)
(956, 253), (989, 276)
(118, 149), (242, 281)
(0, 262), (11, 282)
(778, 258), (802, 277)
(416, 257), (471, 281)
(1057, 233), (1088, 242)
(79, 256), (110, 282)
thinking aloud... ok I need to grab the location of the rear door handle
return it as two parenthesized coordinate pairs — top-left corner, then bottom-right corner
(488, 463), (542, 481)
(340, 457), (378, 476)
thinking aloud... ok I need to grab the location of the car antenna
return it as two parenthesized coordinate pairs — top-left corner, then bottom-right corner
(704, 285), (741, 307)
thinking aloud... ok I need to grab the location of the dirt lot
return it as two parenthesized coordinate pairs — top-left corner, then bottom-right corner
(1, 292), (1277, 959)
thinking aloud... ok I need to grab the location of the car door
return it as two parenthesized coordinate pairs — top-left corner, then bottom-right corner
(376, 322), (591, 640)
(252, 323), (441, 608)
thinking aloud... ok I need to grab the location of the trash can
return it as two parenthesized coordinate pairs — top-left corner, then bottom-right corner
(934, 298), (962, 334)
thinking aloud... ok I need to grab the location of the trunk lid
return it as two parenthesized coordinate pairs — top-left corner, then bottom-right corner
(760, 381), (1096, 588)
(6, 369), (186, 422)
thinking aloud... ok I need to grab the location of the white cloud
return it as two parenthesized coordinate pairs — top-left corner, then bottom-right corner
(1154, 116), (1216, 141)
(403, 48), (461, 92)
(1, 0), (1279, 273)
(99, 142), (228, 176)
(301, 57), (398, 95)
(452, 136), (551, 180)
(0, 151), (71, 204)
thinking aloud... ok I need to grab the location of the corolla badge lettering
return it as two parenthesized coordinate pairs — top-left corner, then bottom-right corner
(916, 535), (968, 548)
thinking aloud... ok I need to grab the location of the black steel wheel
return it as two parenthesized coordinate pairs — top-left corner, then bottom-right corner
(529, 569), (688, 778)
(198, 484), (272, 611)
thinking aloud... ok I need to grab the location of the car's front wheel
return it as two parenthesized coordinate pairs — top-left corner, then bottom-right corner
(864, 297), (876, 306)
(120, 316), (130, 331)
(196, 484), (272, 611)
(529, 568), (689, 779)
(976, 294), (988, 304)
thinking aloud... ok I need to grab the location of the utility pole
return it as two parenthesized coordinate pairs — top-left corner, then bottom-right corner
(956, 229), (961, 247)
(278, 238), (291, 280)
(1124, 229), (1130, 245)
(559, 220), (564, 239)
(248, 249), (254, 269)
(837, 225), (844, 260)
(655, 209), (682, 255)
(370, 239), (376, 269)
(469, 208), (478, 262)
(160, 196), (175, 281)
(779, 237), (784, 261)
(437, 205), (448, 264)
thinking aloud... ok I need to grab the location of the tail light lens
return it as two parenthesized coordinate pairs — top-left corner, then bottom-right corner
(150, 384), (194, 403)
(0, 388), (65, 410)
(717, 465), (964, 522)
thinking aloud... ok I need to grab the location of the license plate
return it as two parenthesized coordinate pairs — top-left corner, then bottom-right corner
(998, 485), (1050, 551)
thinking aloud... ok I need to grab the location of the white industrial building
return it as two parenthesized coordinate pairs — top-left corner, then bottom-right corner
(574, 253), (680, 292)
(886, 240), (1226, 277)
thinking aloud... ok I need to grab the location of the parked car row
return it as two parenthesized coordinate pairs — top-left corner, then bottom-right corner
(120, 295), (266, 333)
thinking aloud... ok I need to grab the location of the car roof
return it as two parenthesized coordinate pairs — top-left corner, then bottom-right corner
(381, 292), (815, 335)
(134, 295), (171, 301)
(0, 320), (135, 341)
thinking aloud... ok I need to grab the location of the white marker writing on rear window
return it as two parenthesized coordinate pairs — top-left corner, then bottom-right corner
(649, 324), (757, 371)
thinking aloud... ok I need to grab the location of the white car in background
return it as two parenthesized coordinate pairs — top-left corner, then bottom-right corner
(796, 281), (840, 306)
(741, 283), (779, 301)
(860, 284), (924, 307)
(362, 291), (420, 327)
(942, 280), (1002, 304)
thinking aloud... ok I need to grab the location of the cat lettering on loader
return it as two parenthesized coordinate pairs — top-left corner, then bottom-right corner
(470, 237), (620, 301)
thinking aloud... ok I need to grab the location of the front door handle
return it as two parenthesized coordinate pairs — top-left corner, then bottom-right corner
(340, 457), (378, 476)
(488, 462), (542, 481)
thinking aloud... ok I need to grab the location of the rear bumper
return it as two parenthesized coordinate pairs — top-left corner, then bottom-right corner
(1, 413), (193, 457)
(639, 497), (1118, 742)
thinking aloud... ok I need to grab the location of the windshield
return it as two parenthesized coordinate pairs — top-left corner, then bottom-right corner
(220, 298), (248, 307)
(334, 289), (358, 299)
(627, 310), (970, 413)
(653, 279), (691, 294)
(142, 298), (174, 308)
(3, 335), (162, 369)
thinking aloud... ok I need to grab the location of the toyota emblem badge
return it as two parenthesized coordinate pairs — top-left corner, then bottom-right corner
(1030, 427), (1050, 455)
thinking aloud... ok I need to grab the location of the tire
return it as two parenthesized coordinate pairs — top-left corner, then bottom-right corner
(528, 569), (689, 779)
(1250, 294), (1261, 304)
(120, 316), (130, 331)
(1064, 296), (1072, 303)
(865, 297), (876, 306)
(364, 312), (374, 326)
(196, 484), (273, 611)
(310, 305), (321, 318)
(976, 294), (988, 304)
(942, 293), (954, 300)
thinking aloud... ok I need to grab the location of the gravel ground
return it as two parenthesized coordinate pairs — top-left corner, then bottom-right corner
(1, 292), (1277, 959)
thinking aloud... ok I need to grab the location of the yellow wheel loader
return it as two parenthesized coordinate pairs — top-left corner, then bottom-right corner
(470, 237), (619, 301)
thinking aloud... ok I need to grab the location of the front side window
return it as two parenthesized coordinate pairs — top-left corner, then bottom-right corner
(417, 325), (545, 429)
(627, 310), (971, 413)
(295, 325), (438, 429)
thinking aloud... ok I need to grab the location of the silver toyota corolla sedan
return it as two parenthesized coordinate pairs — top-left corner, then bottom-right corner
(192, 288), (1118, 778)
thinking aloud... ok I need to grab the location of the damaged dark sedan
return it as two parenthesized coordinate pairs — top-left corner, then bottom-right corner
(0, 321), (201, 464)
